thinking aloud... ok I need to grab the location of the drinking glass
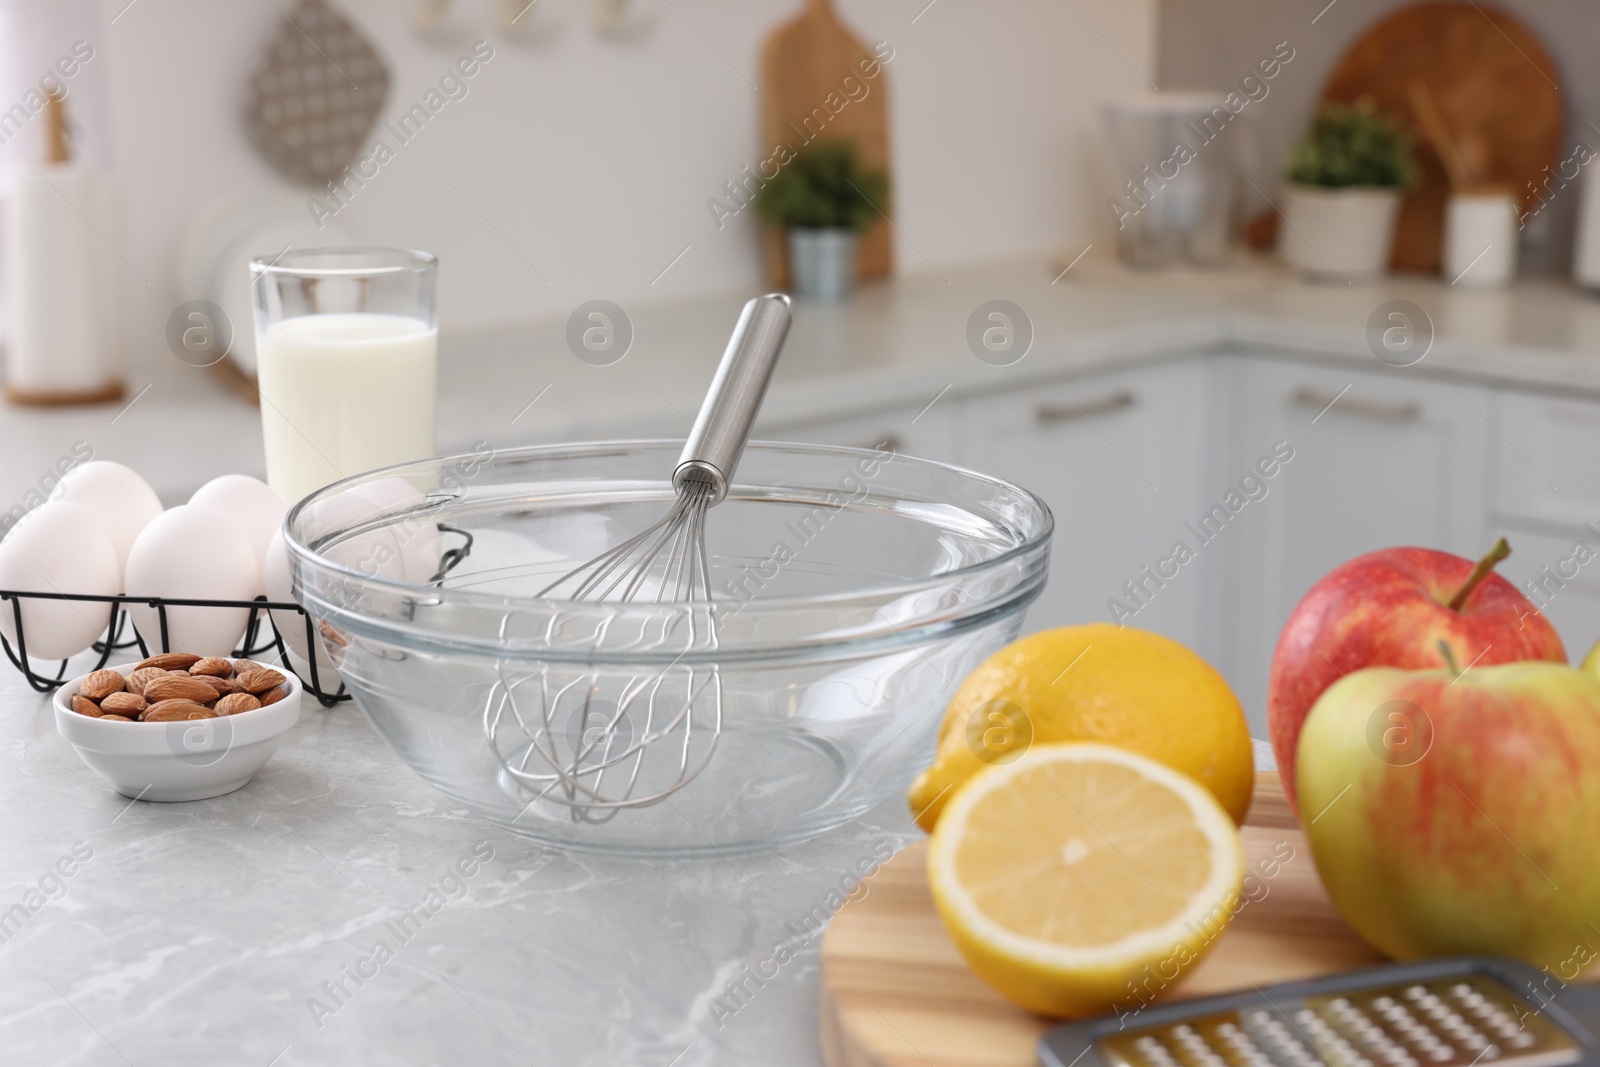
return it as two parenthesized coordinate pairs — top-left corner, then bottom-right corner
(250, 248), (438, 506)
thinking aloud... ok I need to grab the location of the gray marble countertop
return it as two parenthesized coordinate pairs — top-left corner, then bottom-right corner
(0, 659), (922, 1066)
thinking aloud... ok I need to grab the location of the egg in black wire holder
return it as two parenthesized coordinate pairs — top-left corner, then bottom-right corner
(0, 524), (476, 707)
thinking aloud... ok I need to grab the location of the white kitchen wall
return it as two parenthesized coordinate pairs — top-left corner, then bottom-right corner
(39, 0), (1155, 357)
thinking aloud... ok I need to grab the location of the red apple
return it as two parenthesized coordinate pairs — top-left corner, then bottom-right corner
(1269, 540), (1564, 814)
(1298, 652), (1600, 968)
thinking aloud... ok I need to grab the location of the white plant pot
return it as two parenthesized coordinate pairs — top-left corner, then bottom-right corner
(1444, 191), (1518, 287)
(1278, 184), (1402, 281)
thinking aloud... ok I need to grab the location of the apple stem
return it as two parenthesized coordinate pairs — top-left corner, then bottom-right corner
(1447, 538), (1511, 612)
(1437, 640), (1462, 679)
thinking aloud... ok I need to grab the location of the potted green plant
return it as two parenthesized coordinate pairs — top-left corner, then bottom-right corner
(754, 140), (888, 300)
(1280, 99), (1416, 279)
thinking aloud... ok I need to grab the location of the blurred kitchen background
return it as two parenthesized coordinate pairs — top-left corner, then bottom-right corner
(3, 0), (1598, 335)
(1158, 0), (1600, 276)
(0, 0), (1153, 335)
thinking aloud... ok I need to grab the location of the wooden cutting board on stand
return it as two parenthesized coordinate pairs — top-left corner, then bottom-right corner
(1318, 1), (1562, 274)
(759, 0), (892, 288)
(819, 772), (1383, 1067)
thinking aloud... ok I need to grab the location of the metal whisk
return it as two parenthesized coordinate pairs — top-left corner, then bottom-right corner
(484, 294), (794, 822)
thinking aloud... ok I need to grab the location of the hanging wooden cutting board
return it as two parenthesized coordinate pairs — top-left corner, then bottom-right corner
(1317, 1), (1562, 274)
(759, 0), (892, 287)
(819, 773), (1383, 1067)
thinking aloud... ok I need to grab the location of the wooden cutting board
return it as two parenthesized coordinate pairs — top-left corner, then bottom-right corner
(819, 772), (1383, 1067)
(759, 0), (892, 287)
(1318, 1), (1563, 273)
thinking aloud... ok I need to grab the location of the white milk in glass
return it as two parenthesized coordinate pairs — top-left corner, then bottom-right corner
(256, 312), (438, 505)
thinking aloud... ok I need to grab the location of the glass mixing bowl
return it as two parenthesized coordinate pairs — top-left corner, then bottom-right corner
(285, 441), (1051, 856)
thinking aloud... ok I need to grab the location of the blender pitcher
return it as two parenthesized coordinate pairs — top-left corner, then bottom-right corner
(1102, 93), (1238, 268)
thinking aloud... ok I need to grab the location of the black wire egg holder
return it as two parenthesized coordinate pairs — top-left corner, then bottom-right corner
(0, 524), (477, 708)
(0, 591), (349, 707)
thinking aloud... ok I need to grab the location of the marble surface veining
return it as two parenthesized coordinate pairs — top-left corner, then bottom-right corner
(0, 659), (922, 1065)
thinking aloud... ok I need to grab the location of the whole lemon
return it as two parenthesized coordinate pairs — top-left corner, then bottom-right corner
(908, 624), (1253, 831)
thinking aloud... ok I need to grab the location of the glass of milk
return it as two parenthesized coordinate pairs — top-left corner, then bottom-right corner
(250, 248), (438, 506)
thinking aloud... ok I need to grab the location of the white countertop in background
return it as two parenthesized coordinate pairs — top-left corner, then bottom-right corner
(5, 257), (1600, 513)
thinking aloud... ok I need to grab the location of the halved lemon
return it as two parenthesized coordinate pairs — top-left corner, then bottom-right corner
(927, 742), (1246, 1018)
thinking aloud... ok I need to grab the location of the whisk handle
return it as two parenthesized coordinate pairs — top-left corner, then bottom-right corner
(674, 292), (793, 505)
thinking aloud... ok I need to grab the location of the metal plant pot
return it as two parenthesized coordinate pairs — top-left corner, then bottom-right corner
(788, 228), (859, 301)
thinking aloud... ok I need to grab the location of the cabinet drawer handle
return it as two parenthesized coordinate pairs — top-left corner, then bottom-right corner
(1035, 389), (1136, 424)
(1290, 386), (1420, 422)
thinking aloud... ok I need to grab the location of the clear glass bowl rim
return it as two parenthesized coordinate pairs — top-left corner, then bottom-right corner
(284, 439), (1053, 660)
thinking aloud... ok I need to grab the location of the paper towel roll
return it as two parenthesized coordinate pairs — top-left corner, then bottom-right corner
(0, 0), (106, 173)
(4, 162), (125, 403)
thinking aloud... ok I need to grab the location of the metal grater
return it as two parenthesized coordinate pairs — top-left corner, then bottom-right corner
(1041, 959), (1600, 1067)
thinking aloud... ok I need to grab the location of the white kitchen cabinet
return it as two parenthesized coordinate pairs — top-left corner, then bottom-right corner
(1490, 522), (1600, 658)
(1225, 356), (1493, 730)
(1483, 388), (1600, 656)
(961, 358), (1221, 662)
(758, 397), (960, 464)
(1492, 390), (1600, 530)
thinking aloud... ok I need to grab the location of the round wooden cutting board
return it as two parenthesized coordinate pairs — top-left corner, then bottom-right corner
(1317, 1), (1563, 273)
(818, 773), (1381, 1067)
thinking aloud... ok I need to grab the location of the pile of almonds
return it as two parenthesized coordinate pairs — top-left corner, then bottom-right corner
(69, 653), (289, 722)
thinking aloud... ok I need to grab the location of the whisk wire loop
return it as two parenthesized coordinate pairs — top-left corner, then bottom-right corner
(480, 295), (790, 822)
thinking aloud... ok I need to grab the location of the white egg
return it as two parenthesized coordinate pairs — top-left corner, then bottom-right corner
(51, 461), (163, 583)
(189, 475), (285, 574)
(0, 501), (120, 659)
(295, 487), (405, 581)
(294, 479), (441, 585)
(263, 528), (336, 673)
(352, 477), (443, 584)
(125, 506), (261, 656)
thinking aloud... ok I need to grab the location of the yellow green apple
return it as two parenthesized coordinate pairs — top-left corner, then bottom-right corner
(1298, 648), (1600, 969)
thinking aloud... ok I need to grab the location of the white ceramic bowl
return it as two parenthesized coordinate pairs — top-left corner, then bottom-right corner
(53, 662), (302, 802)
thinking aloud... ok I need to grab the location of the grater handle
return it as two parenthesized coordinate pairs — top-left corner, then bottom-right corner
(674, 293), (793, 505)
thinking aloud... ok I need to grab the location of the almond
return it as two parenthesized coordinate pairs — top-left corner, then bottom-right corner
(144, 674), (222, 704)
(232, 659), (263, 676)
(101, 714), (135, 722)
(189, 656), (233, 677)
(137, 652), (201, 671)
(126, 668), (168, 696)
(71, 694), (103, 717)
(216, 693), (261, 715)
(141, 698), (190, 719)
(80, 669), (125, 700)
(258, 686), (287, 707)
(319, 621), (349, 650)
(191, 674), (239, 697)
(100, 692), (148, 716)
(143, 701), (217, 722)
(237, 668), (286, 694)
